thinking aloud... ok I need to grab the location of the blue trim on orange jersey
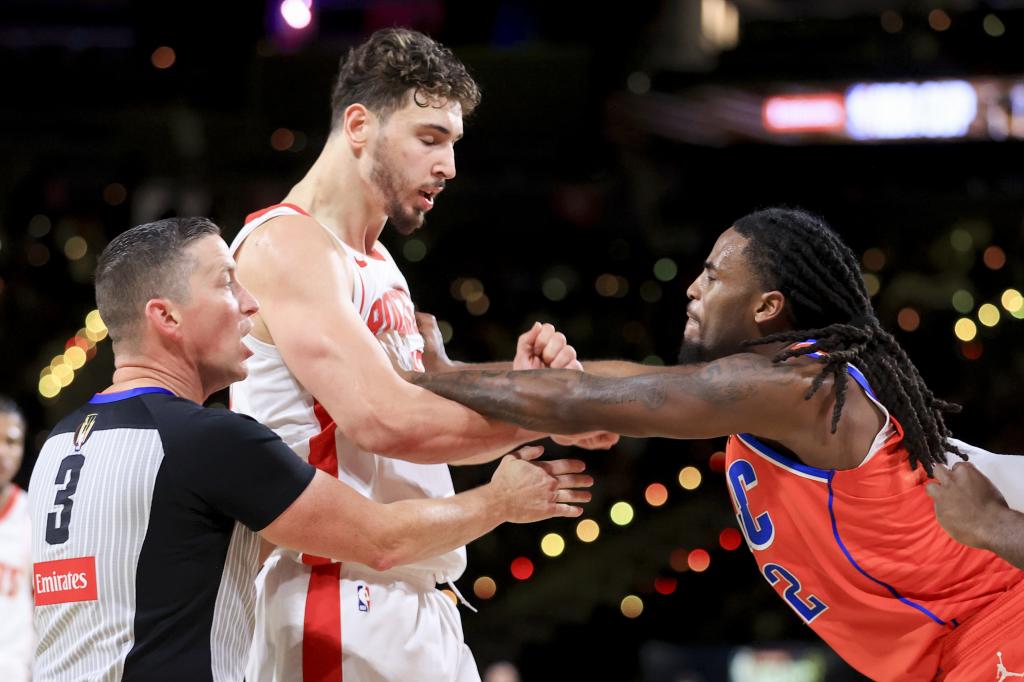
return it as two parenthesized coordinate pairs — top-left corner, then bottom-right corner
(799, 338), (878, 400)
(89, 387), (174, 404)
(736, 434), (833, 482)
(826, 473), (949, 627)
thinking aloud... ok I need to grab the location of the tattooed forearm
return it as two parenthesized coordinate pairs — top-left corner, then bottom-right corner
(412, 353), (792, 437)
(413, 369), (562, 431)
(586, 375), (667, 410)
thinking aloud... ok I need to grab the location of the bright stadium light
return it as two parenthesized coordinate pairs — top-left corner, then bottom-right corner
(845, 80), (977, 140)
(280, 0), (312, 30)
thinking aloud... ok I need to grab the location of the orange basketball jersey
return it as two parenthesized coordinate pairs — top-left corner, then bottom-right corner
(725, 355), (1023, 680)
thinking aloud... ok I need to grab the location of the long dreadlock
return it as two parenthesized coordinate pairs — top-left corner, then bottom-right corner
(734, 207), (961, 474)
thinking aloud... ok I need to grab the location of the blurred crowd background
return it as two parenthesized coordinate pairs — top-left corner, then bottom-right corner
(2, 1), (1023, 679)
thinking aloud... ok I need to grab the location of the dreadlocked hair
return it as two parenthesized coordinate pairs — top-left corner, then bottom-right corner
(734, 207), (961, 475)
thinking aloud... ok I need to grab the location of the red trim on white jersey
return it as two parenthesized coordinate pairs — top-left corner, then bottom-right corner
(302, 401), (344, 681)
(244, 202), (311, 225)
(303, 563), (343, 682)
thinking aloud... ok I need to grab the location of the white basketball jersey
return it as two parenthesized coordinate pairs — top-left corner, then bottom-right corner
(229, 203), (466, 581)
(0, 486), (33, 682)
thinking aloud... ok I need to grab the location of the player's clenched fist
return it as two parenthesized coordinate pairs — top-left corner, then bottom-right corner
(514, 322), (582, 370)
(491, 445), (593, 522)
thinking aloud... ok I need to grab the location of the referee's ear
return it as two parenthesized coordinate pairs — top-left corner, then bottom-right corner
(144, 297), (183, 342)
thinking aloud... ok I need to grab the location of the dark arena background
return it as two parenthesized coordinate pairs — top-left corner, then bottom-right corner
(3, 1), (1023, 680)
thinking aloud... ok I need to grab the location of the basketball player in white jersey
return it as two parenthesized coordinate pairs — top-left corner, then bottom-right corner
(232, 28), (614, 682)
(0, 396), (31, 682)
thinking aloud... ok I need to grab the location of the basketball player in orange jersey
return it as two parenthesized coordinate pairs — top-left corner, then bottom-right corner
(411, 207), (1024, 681)
(231, 28), (615, 682)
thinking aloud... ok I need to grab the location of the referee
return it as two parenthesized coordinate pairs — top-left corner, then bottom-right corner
(28, 217), (591, 681)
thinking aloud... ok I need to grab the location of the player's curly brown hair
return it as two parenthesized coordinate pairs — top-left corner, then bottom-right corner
(330, 28), (481, 127)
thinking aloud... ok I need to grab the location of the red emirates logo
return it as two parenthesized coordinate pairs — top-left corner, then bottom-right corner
(33, 556), (98, 606)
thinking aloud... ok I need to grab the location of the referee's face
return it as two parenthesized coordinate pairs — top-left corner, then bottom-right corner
(180, 236), (260, 394)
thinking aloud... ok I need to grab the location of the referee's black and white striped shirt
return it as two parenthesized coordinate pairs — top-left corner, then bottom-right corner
(28, 387), (315, 681)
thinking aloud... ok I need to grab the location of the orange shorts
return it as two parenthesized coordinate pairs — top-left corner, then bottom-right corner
(937, 578), (1024, 681)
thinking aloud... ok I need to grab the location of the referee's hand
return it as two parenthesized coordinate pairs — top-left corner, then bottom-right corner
(492, 445), (593, 523)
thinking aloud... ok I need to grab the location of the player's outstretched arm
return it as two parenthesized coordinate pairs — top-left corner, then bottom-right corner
(413, 313), (619, 460)
(412, 353), (812, 441)
(927, 462), (1024, 569)
(235, 216), (544, 464)
(260, 446), (592, 570)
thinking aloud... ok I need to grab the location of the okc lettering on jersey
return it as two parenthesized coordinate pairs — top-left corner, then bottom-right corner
(33, 556), (98, 605)
(367, 289), (416, 337)
(727, 459), (775, 549)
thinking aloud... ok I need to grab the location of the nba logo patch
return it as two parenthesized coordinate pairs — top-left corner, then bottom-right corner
(74, 413), (97, 451)
(357, 583), (371, 612)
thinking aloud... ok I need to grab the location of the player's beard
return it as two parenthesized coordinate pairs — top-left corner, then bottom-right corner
(677, 338), (707, 366)
(370, 137), (424, 236)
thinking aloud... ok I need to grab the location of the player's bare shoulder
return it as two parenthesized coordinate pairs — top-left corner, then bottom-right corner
(237, 215), (342, 266)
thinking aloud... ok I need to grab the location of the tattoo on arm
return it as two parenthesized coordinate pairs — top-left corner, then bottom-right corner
(412, 354), (793, 434)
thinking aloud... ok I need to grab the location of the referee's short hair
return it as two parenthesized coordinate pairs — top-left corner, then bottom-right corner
(95, 217), (220, 349)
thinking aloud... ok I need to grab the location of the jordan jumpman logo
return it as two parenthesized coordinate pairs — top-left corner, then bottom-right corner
(997, 652), (1024, 681)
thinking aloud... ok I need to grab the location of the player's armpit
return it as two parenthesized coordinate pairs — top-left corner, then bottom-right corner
(233, 216), (538, 464)
(412, 353), (810, 441)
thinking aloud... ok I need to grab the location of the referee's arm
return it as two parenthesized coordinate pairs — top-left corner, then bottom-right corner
(259, 450), (591, 571)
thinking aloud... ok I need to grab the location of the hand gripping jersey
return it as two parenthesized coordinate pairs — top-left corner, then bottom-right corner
(229, 203), (465, 581)
(725, 353), (1023, 680)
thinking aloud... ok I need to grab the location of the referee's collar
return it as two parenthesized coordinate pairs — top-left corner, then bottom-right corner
(89, 387), (174, 404)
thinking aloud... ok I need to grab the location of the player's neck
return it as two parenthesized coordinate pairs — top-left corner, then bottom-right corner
(284, 138), (387, 255)
(107, 353), (207, 405)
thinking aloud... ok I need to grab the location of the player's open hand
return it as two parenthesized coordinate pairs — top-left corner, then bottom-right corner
(491, 445), (593, 523)
(514, 322), (583, 371)
(926, 462), (1008, 550)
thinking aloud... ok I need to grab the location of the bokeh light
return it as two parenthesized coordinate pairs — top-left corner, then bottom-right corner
(954, 318), (977, 342)
(1000, 289), (1022, 314)
(610, 501), (634, 526)
(678, 466), (702, 490)
(510, 557), (534, 580)
(644, 483), (668, 507)
(861, 247), (886, 271)
(719, 528), (742, 551)
(540, 533), (566, 558)
(620, 595), (644, 618)
(896, 307), (920, 332)
(473, 576), (497, 600)
(952, 289), (974, 313)
(654, 577), (678, 595)
(576, 519), (600, 543)
(978, 304), (1000, 328)
(983, 246), (1006, 270)
(151, 46), (176, 69)
(688, 549), (711, 572)
(928, 9), (951, 31)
